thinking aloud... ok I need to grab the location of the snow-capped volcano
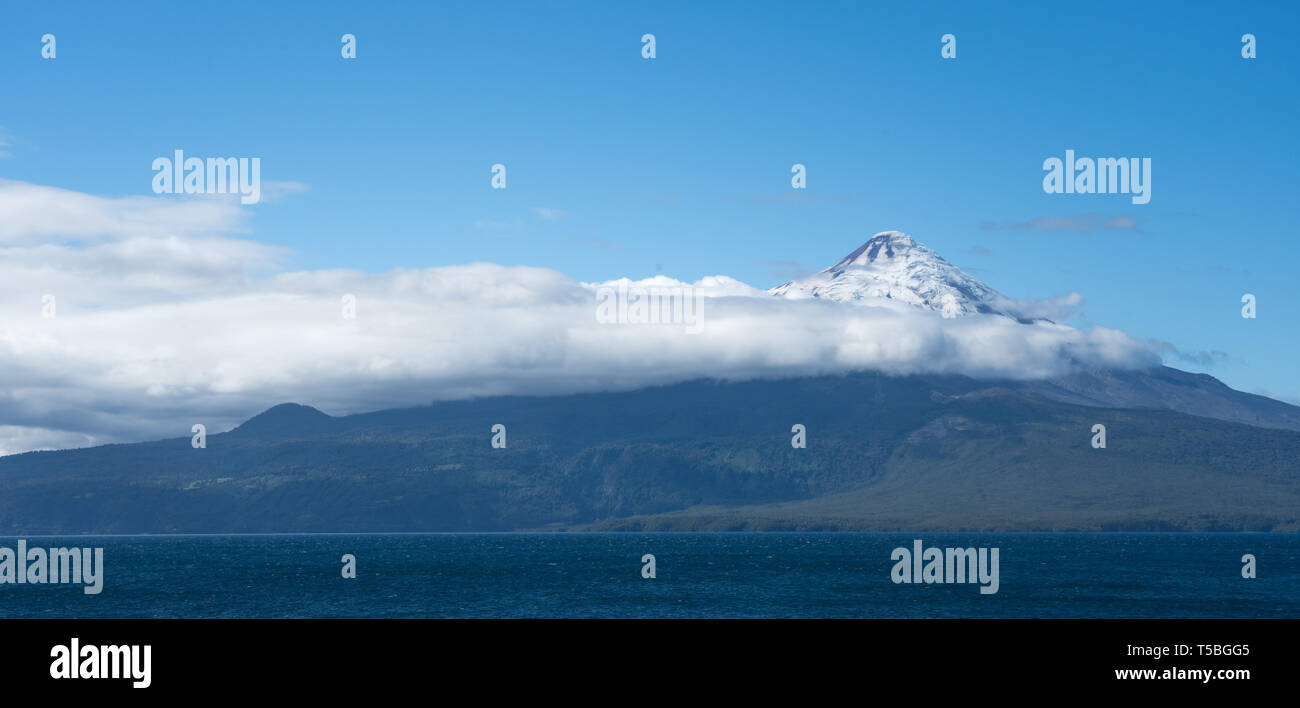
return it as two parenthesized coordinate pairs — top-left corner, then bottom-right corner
(769, 231), (1013, 318)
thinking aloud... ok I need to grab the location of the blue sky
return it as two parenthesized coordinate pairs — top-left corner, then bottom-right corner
(1, 0), (1297, 403)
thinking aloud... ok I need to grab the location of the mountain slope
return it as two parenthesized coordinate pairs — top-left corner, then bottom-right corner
(2, 370), (1299, 533)
(1023, 366), (1300, 432)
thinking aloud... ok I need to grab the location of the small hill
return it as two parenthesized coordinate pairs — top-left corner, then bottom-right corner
(231, 403), (335, 439)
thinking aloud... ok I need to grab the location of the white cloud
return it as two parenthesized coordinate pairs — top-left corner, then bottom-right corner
(0, 426), (100, 456)
(0, 179), (249, 245)
(260, 180), (310, 203)
(473, 218), (523, 231)
(531, 207), (566, 220)
(0, 180), (1159, 454)
(991, 291), (1085, 322)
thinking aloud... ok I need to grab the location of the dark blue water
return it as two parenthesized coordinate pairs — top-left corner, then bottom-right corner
(1, 533), (1295, 618)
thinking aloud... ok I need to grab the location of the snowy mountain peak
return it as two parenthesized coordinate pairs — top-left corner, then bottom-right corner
(769, 231), (1012, 319)
(828, 231), (923, 269)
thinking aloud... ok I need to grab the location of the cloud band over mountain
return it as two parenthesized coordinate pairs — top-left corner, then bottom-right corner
(0, 181), (1157, 453)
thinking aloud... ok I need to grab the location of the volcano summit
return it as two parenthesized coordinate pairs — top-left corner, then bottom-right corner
(769, 231), (1021, 319)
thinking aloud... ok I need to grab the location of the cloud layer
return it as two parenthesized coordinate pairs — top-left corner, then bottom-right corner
(980, 213), (1141, 233)
(0, 180), (1158, 454)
